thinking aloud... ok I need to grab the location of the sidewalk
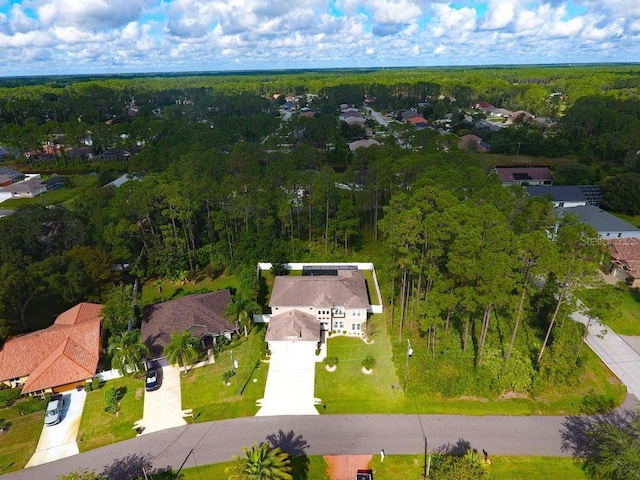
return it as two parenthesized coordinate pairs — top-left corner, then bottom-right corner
(571, 309), (640, 398)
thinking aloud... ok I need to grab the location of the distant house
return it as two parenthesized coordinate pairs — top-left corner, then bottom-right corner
(526, 186), (588, 208)
(0, 166), (25, 186)
(141, 290), (237, 359)
(95, 148), (131, 162)
(348, 139), (380, 151)
(564, 205), (640, 239)
(0, 176), (47, 198)
(42, 176), (69, 191)
(267, 269), (370, 349)
(494, 167), (553, 186)
(458, 134), (489, 152)
(608, 238), (640, 288)
(0, 303), (103, 395)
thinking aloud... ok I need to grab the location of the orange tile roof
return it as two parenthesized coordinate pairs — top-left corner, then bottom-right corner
(0, 303), (102, 393)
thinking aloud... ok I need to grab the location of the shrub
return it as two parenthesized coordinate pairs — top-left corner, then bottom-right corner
(15, 396), (47, 414)
(223, 370), (237, 383)
(323, 356), (339, 367)
(104, 387), (119, 414)
(362, 355), (376, 370)
(0, 387), (21, 407)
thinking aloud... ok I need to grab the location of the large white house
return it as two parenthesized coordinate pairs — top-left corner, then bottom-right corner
(266, 269), (370, 348)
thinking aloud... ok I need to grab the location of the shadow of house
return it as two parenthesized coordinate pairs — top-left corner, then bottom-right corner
(141, 290), (237, 359)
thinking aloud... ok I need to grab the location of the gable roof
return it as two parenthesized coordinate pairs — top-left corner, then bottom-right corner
(0, 303), (102, 393)
(270, 270), (369, 310)
(141, 290), (236, 358)
(494, 167), (553, 183)
(526, 185), (587, 203)
(564, 205), (640, 235)
(609, 238), (640, 278)
(266, 310), (320, 342)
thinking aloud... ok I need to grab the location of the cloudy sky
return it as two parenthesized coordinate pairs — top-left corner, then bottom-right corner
(0, 0), (638, 76)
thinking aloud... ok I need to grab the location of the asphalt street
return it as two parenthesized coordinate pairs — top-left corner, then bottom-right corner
(5, 413), (574, 479)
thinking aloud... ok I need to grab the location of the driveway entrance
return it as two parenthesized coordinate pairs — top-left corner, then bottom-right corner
(134, 364), (187, 435)
(256, 341), (320, 416)
(25, 388), (86, 467)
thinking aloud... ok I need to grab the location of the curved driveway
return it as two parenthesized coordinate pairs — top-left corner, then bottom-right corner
(3, 412), (581, 479)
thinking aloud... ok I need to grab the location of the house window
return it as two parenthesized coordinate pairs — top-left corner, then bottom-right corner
(351, 323), (361, 331)
(334, 321), (344, 329)
(352, 309), (362, 317)
(617, 233), (622, 237)
(332, 306), (345, 318)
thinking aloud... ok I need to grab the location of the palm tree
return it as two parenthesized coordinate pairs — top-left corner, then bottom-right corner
(107, 329), (150, 376)
(164, 330), (200, 374)
(224, 295), (261, 337)
(226, 442), (293, 480)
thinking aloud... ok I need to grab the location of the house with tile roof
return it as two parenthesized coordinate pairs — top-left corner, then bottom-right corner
(267, 269), (370, 348)
(0, 303), (103, 395)
(141, 290), (237, 358)
(609, 238), (640, 288)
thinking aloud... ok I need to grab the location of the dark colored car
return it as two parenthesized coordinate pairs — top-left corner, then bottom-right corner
(145, 368), (161, 391)
(44, 394), (63, 426)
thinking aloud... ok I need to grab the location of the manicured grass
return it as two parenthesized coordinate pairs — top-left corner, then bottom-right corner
(0, 405), (44, 473)
(370, 455), (586, 480)
(141, 274), (240, 306)
(181, 326), (268, 421)
(0, 175), (98, 208)
(610, 211), (640, 228)
(315, 317), (409, 414)
(77, 376), (144, 452)
(181, 456), (330, 480)
(579, 286), (640, 336)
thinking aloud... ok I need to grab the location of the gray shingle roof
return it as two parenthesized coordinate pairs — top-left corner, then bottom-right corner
(141, 290), (236, 357)
(564, 205), (640, 234)
(269, 270), (369, 309)
(526, 186), (587, 202)
(265, 310), (320, 342)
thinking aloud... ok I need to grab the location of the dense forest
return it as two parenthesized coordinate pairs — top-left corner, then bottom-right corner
(0, 65), (637, 400)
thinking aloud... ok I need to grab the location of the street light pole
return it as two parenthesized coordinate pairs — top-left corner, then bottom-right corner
(403, 339), (413, 392)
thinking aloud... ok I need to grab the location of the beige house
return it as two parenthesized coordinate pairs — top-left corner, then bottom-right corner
(267, 270), (370, 347)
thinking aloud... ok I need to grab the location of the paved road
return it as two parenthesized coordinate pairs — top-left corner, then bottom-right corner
(4, 413), (577, 479)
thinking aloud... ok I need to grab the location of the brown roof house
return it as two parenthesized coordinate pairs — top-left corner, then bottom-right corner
(266, 270), (370, 348)
(494, 167), (553, 186)
(141, 290), (237, 358)
(0, 303), (103, 395)
(609, 238), (640, 288)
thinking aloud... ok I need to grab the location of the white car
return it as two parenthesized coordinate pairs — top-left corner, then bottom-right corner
(44, 395), (63, 426)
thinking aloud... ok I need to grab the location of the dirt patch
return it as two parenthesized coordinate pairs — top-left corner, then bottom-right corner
(497, 391), (528, 400)
(324, 455), (372, 480)
(458, 395), (489, 402)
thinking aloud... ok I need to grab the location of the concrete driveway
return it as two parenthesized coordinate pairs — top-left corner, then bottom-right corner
(25, 388), (86, 468)
(256, 341), (321, 416)
(134, 365), (187, 435)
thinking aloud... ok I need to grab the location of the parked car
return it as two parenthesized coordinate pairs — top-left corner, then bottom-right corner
(145, 368), (161, 391)
(44, 394), (63, 426)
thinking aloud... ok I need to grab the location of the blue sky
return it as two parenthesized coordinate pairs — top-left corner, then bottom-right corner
(0, 0), (637, 76)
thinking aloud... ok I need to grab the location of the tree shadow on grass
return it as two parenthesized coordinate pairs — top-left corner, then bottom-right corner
(266, 429), (310, 480)
(101, 452), (177, 480)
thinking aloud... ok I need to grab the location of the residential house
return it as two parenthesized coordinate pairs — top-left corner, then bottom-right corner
(348, 139), (380, 151)
(608, 238), (640, 288)
(494, 167), (553, 186)
(42, 176), (69, 191)
(458, 134), (489, 152)
(563, 205), (640, 239)
(0, 166), (25, 186)
(0, 176), (47, 199)
(141, 290), (237, 358)
(0, 303), (103, 395)
(526, 185), (603, 207)
(266, 269), (370, 349)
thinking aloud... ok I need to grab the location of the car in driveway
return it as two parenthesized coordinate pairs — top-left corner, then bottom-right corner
(44, 394), (63, 426)
(145, 368), (161, 391)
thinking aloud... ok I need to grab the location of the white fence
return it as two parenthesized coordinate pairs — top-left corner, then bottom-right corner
(257, 262), (383, 313)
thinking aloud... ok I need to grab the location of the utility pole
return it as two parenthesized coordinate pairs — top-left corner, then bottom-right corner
(403, 339), (413, 392)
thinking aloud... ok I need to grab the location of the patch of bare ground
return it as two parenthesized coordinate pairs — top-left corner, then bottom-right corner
(498, 391), (529, 400)
(458, 395), (489, 402)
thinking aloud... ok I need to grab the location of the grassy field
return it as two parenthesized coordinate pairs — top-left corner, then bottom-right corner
(0, 403), (45, 473)
(77, 376), (145, 452)
(579, 286), (640, 336)
(180, 455), (585, 480)
(180, 326), (268, 421)
(141, 274), (240, 306)
(0, 175), (98, 208)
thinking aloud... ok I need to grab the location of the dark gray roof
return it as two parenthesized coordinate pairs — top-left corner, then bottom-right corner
(141, 290), (236, 357)
(526, 186), (586, 202)
(564, 205), (640, 234)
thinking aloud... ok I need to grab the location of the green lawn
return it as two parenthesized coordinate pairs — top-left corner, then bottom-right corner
(181, 456), (330, 480)
(0, 175), (98, 208)
(141, 274), (240, 306)
(77, 376), (145, 452)
(0, 404), (44, 473)
(579, 286), (640, 336)
(315, 318), (409, 414)
(180, 326), (268, 421)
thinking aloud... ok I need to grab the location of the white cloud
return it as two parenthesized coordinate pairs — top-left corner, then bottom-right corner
(33, 0), (152, 29)
(481, 0), (516, 30)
